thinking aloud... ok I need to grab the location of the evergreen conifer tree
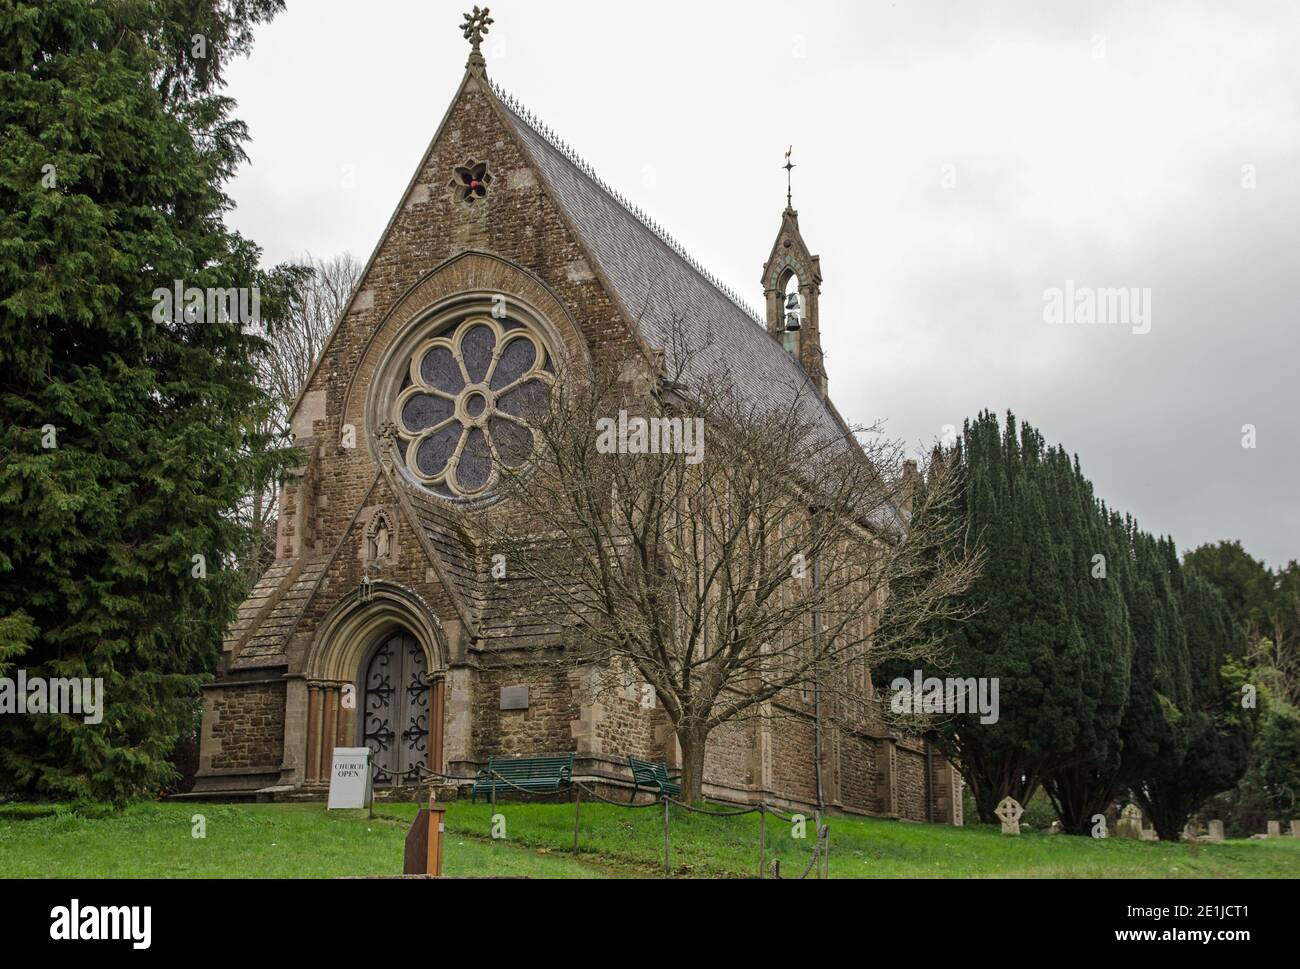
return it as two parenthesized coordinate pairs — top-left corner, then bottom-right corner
(0, 0), (287, 802)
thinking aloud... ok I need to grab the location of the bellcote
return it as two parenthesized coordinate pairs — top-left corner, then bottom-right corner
(762, 204), (826, 396)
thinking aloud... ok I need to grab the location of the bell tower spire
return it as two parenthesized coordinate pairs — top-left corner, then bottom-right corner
(763, 149), (826, 396)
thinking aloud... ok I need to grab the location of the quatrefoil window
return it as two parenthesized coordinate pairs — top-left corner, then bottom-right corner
(392, 316), (552, 499)
(451, 160), (492, 204)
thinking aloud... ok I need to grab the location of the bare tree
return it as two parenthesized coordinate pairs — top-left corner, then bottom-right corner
(474, 332), (979, 803)
(235, 252), (362, 582)
(1267, 567), (1300, 706)
(257, 252), (362, 436)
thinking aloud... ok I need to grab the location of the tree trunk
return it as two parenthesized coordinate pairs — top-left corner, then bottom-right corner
(1136, 786), (1196, 842)
(1044, 769), (1120, 836)
(677, 728), (708, 805)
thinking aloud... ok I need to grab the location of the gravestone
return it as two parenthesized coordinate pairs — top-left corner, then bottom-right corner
(995, 797), (1023, 836)
(1268, 820), (1281, 838)
(327, 747), (373, 810)
(1140, 827), (1157, 841)
(1116, 803), (1144, 839)
(1207, 819), (1225, 842)
(1292, 820), (1300, 838)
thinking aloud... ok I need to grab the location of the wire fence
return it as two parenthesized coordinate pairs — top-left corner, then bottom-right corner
(370, 763), (831, 879)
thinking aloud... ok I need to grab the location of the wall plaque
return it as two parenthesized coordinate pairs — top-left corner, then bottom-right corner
(500, 685), (529, 711)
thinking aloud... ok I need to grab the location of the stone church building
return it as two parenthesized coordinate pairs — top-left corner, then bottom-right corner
(194, 15), (962, 825)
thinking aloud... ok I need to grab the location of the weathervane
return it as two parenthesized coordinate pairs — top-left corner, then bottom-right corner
(461, 6), (494, 54)
(783, 146), (796, 209)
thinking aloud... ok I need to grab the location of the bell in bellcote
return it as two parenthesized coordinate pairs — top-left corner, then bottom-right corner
(784, 291), (802, 331)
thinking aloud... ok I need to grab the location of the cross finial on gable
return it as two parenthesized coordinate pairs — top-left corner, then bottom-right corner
(462, 6), (494, 62)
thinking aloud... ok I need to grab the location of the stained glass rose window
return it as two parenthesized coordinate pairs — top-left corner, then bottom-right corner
(392, 315), (552, 500)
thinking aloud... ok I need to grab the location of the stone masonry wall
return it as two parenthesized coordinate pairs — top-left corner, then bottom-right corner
(895, 743), (932, 822)
(703, 717), (757, 792)
(769, 714), (819, 806)
(838, 730), (882, 815)
(592, 688), (663, 762)
(471, 667), (578, 761)
(285, 478), (463, 677)
(210, 682), (286, 771)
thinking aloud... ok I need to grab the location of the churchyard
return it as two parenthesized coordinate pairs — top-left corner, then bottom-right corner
(2, 801), (1296, 880)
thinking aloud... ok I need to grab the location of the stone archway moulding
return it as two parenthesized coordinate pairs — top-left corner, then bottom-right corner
(306, 582), (449, 684)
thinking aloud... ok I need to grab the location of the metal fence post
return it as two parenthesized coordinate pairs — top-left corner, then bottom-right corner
(663, 796), (671, 877)
(573, 785), (582, 853)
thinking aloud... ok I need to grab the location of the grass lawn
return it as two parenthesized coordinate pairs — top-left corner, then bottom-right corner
(1, 799), (1297, 879)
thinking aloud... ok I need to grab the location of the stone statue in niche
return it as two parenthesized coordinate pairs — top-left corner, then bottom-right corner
(369, 512), (393, 568)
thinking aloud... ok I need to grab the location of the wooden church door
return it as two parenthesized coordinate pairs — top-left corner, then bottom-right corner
(361, 632), (430, 786)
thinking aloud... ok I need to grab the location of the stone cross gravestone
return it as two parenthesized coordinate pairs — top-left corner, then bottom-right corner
(328, 747), (373, 810)
(995, 797), (1023, 836)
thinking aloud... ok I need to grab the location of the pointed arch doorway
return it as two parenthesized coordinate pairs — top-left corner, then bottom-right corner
(303, 585), (449, 789)
(359, 630), (443, 786)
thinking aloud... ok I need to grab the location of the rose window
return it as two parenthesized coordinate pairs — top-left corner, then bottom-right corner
(392, 316), (552, 500)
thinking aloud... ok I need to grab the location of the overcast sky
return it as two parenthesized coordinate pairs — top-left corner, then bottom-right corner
(223, 0), (1299, 569)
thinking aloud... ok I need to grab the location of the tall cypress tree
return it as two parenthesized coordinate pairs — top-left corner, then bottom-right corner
(881, 412), (1140, 829)
(879, 412), (1132, 825)
(885, 409), (1251, 834)
(0, 0), (286, 802)
(1038, 459), (1134, 834)
(1119, 533), (1250, 839)
(943, 412), (1059, 821)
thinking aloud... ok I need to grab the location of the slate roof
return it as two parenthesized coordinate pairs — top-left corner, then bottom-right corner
(494, 84), (836, 429)
(224, 561), (293, 655)
(228, 559), (329, 670)
(404, 486), (484, 614)
(491, 80), (905, 533)
(403, 481), (567, 649)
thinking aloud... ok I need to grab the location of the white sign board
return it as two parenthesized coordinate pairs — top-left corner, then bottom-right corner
(327, 747), (373, 810)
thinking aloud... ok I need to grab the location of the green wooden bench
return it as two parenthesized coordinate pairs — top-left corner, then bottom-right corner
(471, 754), (574, 803)
(628, 756), (681, 801)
